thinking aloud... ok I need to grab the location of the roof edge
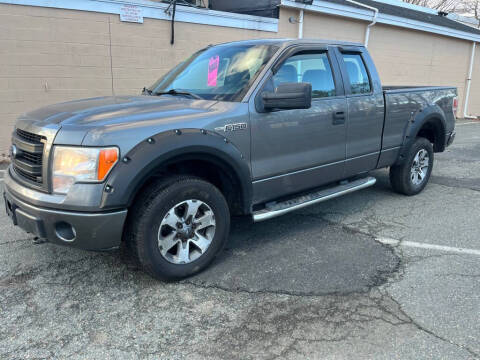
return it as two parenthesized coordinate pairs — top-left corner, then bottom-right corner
(0, 0), (279, 32)
(280, 0), (480, 42)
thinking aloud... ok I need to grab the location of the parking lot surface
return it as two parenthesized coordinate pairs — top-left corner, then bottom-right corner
(1, 121), (479, 359)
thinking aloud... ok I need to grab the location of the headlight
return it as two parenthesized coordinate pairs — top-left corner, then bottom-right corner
(52, 146), (119, 194)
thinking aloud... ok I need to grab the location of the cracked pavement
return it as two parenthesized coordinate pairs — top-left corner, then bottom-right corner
(1, 121), (479, 359)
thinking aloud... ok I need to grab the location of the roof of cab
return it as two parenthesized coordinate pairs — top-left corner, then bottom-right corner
(213, 38), (363, 48)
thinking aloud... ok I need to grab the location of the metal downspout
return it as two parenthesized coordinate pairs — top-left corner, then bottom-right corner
(345, 0), (378, 48)
(464, 41), (477, 119)
(298, 9), (304, 39)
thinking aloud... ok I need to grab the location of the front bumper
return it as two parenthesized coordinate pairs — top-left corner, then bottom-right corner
(3, 173), (127, 251)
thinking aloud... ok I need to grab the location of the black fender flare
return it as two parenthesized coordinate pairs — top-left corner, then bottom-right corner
(395, 106), (446, 165)
(100, 129), (252, 213)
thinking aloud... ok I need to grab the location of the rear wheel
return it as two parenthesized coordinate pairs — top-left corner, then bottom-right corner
(124, 176), (230, 281)
(389, 137), (434, 196)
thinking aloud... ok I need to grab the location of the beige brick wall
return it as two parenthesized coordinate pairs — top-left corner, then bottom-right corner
(277, 7), (301, 39)
(0, 3), (285, 160)
(0, 4), (112, 159)
(369, 23), (472, 115)
(108, 13), (287, 95)
(297, 11), (477, 118)
(303, 11), (366, 43)
(1, 4), (478, 160)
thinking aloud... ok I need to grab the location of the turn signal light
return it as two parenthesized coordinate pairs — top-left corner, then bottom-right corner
(98, 148), (119, 180)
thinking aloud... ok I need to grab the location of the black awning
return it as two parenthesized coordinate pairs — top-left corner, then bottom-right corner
(209, 0), (281, 18)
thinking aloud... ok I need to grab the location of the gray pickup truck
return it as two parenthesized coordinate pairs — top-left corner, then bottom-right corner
(4, 39), (457, 280)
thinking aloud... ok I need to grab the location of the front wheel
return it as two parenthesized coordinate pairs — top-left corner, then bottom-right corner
(389, 137), (434, 196)
(124, 176), (230, 281)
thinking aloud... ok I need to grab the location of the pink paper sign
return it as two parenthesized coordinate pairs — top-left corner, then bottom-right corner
(207, 55), (220, 87)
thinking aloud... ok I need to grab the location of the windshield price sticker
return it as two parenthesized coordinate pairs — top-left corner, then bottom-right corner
(207, 55), (220, 87)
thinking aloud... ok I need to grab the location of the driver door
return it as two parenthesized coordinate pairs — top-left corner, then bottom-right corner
(249, 47), (347, 204)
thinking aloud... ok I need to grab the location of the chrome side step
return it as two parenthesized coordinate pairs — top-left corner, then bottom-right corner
(252, 177), (376, 222)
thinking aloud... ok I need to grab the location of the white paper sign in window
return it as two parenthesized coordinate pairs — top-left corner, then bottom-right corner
(120, 5), (143, 23)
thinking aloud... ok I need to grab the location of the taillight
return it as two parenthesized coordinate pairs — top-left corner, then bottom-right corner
(452, 97), (458, 116)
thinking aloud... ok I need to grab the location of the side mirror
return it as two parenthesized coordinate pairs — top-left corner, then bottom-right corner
(262, 82), (312, 111)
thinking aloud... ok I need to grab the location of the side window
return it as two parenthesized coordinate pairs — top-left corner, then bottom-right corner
(272, 52), (336, 98)
(341, 53), (371, 94)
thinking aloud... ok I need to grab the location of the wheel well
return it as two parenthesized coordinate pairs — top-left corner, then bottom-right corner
(131, 155), (246, 216)
(416, 118), (445, 152)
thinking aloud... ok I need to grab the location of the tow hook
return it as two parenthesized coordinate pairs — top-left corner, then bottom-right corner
(32, 237), (47, 245)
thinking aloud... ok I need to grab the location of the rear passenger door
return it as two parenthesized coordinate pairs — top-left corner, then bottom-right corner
(335, 48), (385, 177)
(250, 46), (348, 203)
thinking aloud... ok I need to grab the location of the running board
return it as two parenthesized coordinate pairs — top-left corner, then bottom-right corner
(252, 177), (376, 222)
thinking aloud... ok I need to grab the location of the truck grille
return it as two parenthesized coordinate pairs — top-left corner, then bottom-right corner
(16, 128), (44, 144)
(12, 128), (46, 185)
(20, 151), (43, 164)
(14, 167), (42, 183)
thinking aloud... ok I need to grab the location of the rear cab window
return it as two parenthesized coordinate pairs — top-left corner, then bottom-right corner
(341, 53), (372, 95)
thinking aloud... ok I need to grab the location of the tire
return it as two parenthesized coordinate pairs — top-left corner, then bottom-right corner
(124, 176), (230, 281)
(389, 137), (434, 196)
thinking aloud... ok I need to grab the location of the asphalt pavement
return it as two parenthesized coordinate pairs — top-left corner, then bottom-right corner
(0, 121), (479, 359)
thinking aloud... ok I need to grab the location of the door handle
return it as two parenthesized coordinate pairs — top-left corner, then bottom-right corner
(333, 111), (345, 125)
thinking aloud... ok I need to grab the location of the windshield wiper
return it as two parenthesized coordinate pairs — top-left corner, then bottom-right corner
(153, 89), (202, 100)
(142, 87), (153, 95)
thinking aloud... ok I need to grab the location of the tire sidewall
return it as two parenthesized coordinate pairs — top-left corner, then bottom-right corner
(139, 179), (230, 280)
(404, 138), (434, 194)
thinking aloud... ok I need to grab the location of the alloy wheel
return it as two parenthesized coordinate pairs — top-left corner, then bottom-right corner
(157, 199), (216, 264)
(410, 149), (430, 186)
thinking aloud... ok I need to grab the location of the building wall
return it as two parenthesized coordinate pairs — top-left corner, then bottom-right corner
(369, 23), (472, 114)
(303, 11), (366, 43)
(0, 3), (282, 160)
(277, 7), (301, 38)
(108, 12), (277, 95)
(1, 4), (109, 158)
(296, 11), (477, 117)
(1, 3), (479, 160)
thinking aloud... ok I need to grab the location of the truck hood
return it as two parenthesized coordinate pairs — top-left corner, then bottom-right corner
(16, 95), (246, 155)
(23, 95), (218, 127)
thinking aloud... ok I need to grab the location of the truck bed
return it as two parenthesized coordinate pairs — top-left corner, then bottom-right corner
(383, 85), (455, 93)
(381, 86), (457, 153)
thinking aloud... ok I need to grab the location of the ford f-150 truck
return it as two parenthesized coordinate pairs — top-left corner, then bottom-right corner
(4, 39), (457, 280)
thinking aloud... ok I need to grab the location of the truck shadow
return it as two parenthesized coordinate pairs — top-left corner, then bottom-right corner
(186, 170), (400, 295)
(0, 170), (401, 296)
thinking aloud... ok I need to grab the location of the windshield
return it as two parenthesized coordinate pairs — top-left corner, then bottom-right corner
(148, 44), (278, 102)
